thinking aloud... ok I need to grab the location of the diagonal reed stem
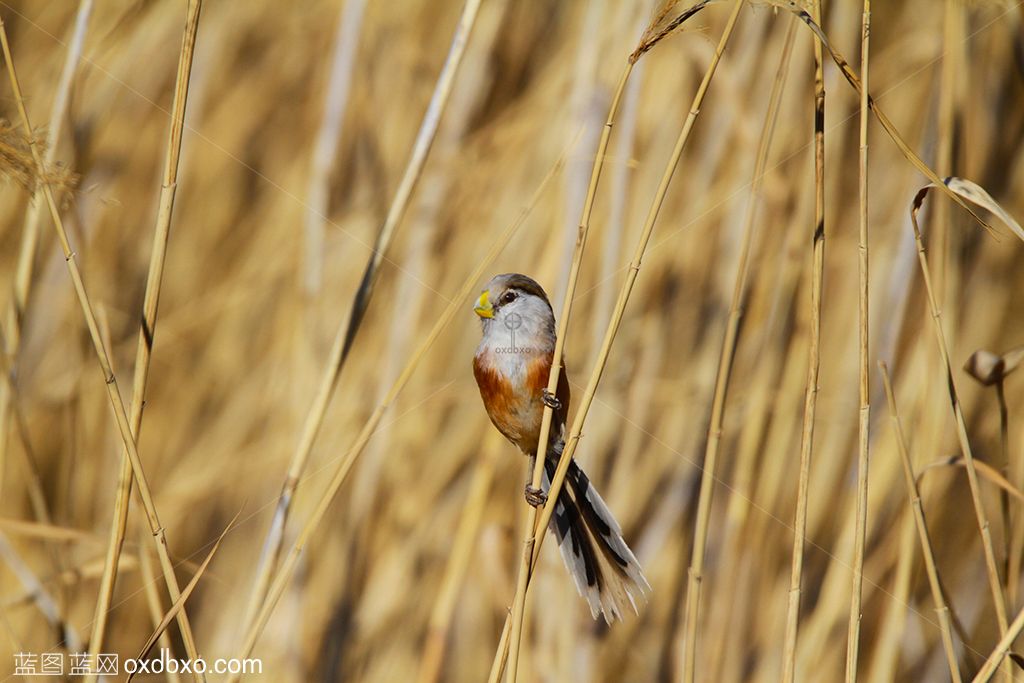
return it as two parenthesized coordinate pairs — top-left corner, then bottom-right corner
(504, 61), (632, 683)
(0, 7), (206, 679)
(879, 361), (962, 683)
(487, 4), (743, 681)
(225, 141), (573, 682)
(241, 0), (484, 631)
(84, 2), (204, 676)
(909, 187), (1010, 654)
(0, 0), (91, 504)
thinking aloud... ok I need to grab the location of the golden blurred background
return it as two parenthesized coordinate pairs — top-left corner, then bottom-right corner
(1, 0), (1023, 681)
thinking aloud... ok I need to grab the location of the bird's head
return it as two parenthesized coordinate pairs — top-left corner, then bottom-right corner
(474, 273), (555, 344)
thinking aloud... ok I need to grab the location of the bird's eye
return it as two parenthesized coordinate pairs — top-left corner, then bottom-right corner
(499, 291), (518, 306)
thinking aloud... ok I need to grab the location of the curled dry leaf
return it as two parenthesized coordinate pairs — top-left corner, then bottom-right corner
(911, 176), (1023, 247)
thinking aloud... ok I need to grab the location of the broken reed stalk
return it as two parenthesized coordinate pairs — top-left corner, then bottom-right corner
(504, 60), (633, 683)
(0, 0), (91, 500)
(226, 142), (572, 682)
(0, 12), (207, 678)
(909, 189), (1010, 649)
(490, 4), (745, 682)
(781, 0), (826, 680)
(242, 0), (484, 630)
(85, 1), (203, 676)
(844, 1), (870, 680)
(879, 362), (962, 682)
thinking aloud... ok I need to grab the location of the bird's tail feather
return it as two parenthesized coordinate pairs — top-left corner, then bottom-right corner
(542, 454), (650, 623)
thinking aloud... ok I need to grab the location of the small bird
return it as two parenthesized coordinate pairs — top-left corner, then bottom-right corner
(472, 273), (649, 622)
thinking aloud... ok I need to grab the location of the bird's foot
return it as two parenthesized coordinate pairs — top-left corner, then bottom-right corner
(541, 389), (562, 410)
(524, 484), (548, 507)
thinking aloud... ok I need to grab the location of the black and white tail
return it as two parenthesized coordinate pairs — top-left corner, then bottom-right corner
(542, 454), (650, 623)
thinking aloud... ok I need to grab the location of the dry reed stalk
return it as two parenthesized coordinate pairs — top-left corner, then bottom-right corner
(589, 9), (645, 362)
(909, 183), (1015, 668)
(0, 11), (207, 676)
(490, 4), (744, 682)
(504, 60), (633, 683)
(880, 361), (962, 682)
(84, 1), (204, 674)
(845, 1), (871, 680)
(227, 141), (573, 680)
(677, 1), (794, 678)
(416, 434), (498, 683)
(772, 0), (991, 231)
(706, 17), (797, 680)
(242, 0), (484, 628)
(781, 0), (826, 679)
(0, 0), (91, 503)
(302, 0), (367, 294)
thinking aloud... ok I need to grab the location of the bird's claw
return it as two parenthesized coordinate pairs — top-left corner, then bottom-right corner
(541, 389), (561, 410)
(524, 484), (548, 507)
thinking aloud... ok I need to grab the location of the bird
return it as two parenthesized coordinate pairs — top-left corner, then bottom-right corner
(471, 273), (649, 622)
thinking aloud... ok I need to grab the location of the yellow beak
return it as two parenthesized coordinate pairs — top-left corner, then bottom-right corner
(474, 290), (494, 318)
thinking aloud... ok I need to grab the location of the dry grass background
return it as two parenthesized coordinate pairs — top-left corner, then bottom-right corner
(0, 0), (1023, 681)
